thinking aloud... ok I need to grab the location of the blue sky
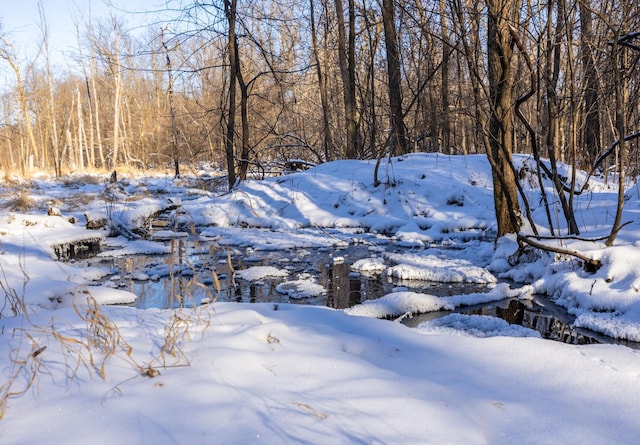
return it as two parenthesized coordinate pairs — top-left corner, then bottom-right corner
(1, 0), (165, 67)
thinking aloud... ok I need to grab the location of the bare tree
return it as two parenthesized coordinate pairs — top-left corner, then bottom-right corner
(0, 38), (39, 174)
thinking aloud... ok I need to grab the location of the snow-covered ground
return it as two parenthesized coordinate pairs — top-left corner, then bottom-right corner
(2, 153), (640, 443)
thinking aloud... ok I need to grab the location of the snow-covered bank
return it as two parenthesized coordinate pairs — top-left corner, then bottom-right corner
(2, 303), (640, 444)
(3, 153), (640, 442)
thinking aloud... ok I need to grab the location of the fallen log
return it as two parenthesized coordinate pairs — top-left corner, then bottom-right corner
(516, 234), (602, 273)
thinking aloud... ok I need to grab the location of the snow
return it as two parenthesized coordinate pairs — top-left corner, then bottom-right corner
(416, 313), (543, 338)
(3, 304), (640, 444)
(350, 256), (387, 274)
(344, 291), (454, 317)
(345, 283), (532, 319)
(385, 253), (498, 283)
(3, 154), (640, 442)
(236, 265), (289, 281)
(275, 277), (326, 299)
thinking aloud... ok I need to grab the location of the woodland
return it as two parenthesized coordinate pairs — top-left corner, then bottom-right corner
(5, 3), (640, 440)
(0, 0), (639, 239)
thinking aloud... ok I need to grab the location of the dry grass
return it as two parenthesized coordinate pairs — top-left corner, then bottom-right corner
(59, 174), (105, 187)
(1, 280), (217, 419)
(0, 266), (26, 318)
(0, 330), (48, 419)
(4, 191), (36, 212)
(73, 294), (135, 380)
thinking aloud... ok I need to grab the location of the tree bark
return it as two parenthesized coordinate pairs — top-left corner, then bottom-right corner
(485, 0), (521, 237)
(579, 0), (601, 167)
(439, 0), (451, 154)
(382, 0), (408, 156)
(382, 0), (408, 155)
(606, 34), (629, 246)
(309, 0), (334, 161)
(224, 0), (238, 189)
(334, 0), (360, 158)
(544, 0), (580, 235)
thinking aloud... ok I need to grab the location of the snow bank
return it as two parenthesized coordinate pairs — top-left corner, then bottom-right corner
(2, 303), (640, 444)
(194, 154), (497, 239)
(350, 256), (386, 274)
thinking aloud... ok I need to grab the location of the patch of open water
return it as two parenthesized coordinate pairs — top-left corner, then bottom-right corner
(82, 238), (640, 349)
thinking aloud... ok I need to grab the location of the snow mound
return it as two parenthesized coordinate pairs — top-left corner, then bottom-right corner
(276, 279), (326, 299)
(236, 266), (289, 281)
(345, 283), (532, 319)
(74, 285), (137, 305)
(385, 253), (497, 284)
(443, 283), (533, 307)
(416, 314), (542, 338)
(350, 257), (386, 274)
(344, 292), (454, 318)
(574, 310), (640, 342)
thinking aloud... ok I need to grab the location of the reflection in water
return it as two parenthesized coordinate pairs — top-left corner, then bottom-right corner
(467, 299), (600, 345)
(324, 261), (374, 309)
(405, 297), (640, 349)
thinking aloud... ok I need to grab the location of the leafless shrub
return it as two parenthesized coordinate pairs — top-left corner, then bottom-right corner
(60, 174), (103, 187)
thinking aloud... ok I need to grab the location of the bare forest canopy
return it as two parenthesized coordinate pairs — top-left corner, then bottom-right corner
(0, 0), (639, 192)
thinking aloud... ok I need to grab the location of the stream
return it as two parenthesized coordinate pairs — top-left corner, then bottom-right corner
(80, 236), (640, 349)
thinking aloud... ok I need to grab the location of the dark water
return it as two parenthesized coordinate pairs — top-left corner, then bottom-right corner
(85, 238), (640, 349)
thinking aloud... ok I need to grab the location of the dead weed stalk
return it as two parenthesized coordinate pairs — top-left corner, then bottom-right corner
(0, 330), (47, 419)
(72, 294), (136, 380)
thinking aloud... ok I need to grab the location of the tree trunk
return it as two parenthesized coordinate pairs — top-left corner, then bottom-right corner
(0, 39), (39, 175)
(544, 0), (580, 235)
(162, 32), (180, 178)
(334, 0), (360, 158)
(606, 35), (629, 246)
(224, 0), (238, 189)
(40, 2), (60, 175)
(382, 0), (408, 155)
(310, 0), (334, 162)
(236, 43), (250, 182)
(486, 0), (521, 237)
(439, 0), (451, 154)
(76, 87), (86, 170)
(579, 0), (601, 167)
